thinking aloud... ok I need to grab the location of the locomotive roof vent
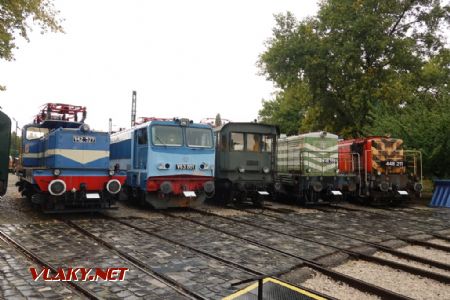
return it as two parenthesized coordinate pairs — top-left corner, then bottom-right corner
(174, 118), (193, 126)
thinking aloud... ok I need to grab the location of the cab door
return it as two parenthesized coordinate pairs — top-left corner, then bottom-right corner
(133, 127), (148, 170)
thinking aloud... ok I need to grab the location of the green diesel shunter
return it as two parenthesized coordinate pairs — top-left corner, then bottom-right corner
(214, 122), (279, 207)
(275, 131), (357, 204)
(0, 110), (11, 196)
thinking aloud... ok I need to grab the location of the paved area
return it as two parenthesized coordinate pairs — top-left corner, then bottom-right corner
(174, 211), (336, 260)
(1, 175), (450, 299)
(0, 223), (186, 300)
(0, 239), (84, 299)
(73, 219), (253, 299)
(260, 207), (445, 242)
(124, 217), (302, 274)
(227, 211), (364, 249)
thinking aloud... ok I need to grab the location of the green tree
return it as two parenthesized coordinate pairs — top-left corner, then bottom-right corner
(258, 81), (312, 135)
(258, 0), (450, 136)
(9, 131), (21, 157)
(365, 50), (450, 177)
(365, 90), (450, 177)
(0, 0), (63, 90)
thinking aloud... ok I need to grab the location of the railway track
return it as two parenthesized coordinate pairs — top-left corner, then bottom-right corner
(262, 201), (450, 247)
(261, 202), (450, 260)
(0, 201), (448, 299)
(188, 206), (450, 285)
(0, 229), (96, 299)
(326, 203), (450, 230)
(66, 217), (257, 299)
(105, 213), (413, 300)
(308, 204), (450, 252)
(266, 207), (450, 272)
(0, 222), (191, 300)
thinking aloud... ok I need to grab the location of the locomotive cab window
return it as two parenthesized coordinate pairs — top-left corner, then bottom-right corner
(136, 128), (148, 145)
(230, 132), (244, 151)
(186, 128), (213, 148)
(25, 127), (49, 140)
(262, 135), (274, 152)
(247, 134), (261, 152)
(151, 125), (183, 146)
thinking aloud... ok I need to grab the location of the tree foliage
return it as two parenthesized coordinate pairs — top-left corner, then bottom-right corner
(9, 131), (21, 157)
(258, 0), (450, 136)
(365, 86), (450, 177)
(365, 49), (450, 177)
(0, 0), (63, 89)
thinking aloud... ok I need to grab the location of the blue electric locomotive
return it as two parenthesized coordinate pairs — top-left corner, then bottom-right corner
(16, 103), (126, 212)
(110, 117), (215, 208)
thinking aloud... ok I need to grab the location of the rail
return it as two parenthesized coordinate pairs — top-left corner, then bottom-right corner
(0, 229), (99, 300)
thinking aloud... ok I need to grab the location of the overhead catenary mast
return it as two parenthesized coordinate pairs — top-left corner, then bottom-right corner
(131, 90), (137, 127)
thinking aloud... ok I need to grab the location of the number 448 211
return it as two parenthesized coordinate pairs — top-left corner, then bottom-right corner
(385, 161), (404, 167)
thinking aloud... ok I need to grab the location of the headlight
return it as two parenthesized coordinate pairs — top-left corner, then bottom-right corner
(312, 181), (323, 192)
(238, 167), (245, 173)
(203, 181), (215, 194)
(379, 181), (389, 192)
(80, 123), (90, 132)
(414, 182), (423, 192)
(158, 163), (170, 170)
(160, 181), (173, 194)
(306, 168), (311, 173)
(200, 163), (209, 170)
(263, 167), (270, 174)
(108, 169), (115, 176)
(106, 179), (121, 194)
(377, 171), (382, 176)
(48, 179), (66, 196)
(53, 169), (61, 176)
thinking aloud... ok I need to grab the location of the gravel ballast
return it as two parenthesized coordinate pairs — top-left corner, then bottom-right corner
(300, 269), (380, 300)
(333, 259), (450, 299)
(427, 238), (450, 248)
(374, 251), (450, 277)
(397, 245), (450, 265)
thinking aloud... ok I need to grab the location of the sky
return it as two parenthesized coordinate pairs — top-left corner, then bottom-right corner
(0, 0), (319, 132)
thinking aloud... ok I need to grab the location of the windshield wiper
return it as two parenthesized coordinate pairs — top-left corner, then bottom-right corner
(155, 136), (167, 146)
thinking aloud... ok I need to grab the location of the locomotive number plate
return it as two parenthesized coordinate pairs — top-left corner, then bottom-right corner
(176, 164), (195, 170)
(73, 136), (96, 143)
(383, 161), (405, 167)
(86, 193), (100, 199)
(322, 158), (337, 164)
(183, 191), (196, 197)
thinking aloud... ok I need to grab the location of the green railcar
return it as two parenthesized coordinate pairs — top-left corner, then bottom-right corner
(214, 122), (279, 207)
(275, 131), (357, 204)
(0, 111), (11, 196)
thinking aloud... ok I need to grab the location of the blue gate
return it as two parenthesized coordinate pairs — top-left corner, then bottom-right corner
(430, 180), (450, 208)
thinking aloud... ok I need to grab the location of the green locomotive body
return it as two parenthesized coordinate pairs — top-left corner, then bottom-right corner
(0, 111), (11, 196)
(214, 122), (279, 206)
(275, 131), (358, 204)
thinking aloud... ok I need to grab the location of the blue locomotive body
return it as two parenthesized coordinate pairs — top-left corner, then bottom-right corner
(17, 104), (126, 212)
(110, 118), (215, 208)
